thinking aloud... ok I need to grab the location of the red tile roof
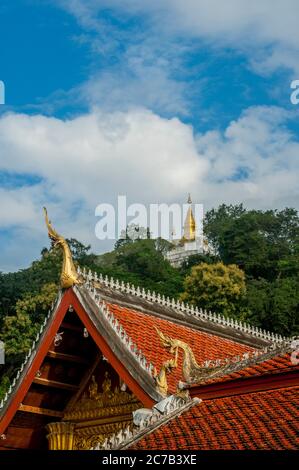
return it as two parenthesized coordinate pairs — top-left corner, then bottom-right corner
(130, 386), (299, 450)
(109, 303), (254, 393)
(196, 352), (299, 386)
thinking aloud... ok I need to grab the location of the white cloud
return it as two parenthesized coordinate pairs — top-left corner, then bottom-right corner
(0, 105), (299, 270)
(196, 106), (299, 207)
(0, 108), (205, 270)
(0, 109), (204, 203)
(79, 60), (188, 115)
(57, 0), (299, 75)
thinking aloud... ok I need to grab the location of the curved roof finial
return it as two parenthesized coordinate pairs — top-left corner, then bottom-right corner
(43, 207), (82, 289)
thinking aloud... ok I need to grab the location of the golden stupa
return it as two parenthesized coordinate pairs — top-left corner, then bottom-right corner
(181, 194), (196, 242)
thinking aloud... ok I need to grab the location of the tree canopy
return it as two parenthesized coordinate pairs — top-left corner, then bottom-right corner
(204, 205), (299, 281)
(181, 262), (247, 317)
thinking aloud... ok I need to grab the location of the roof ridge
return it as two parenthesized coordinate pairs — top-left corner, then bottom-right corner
(81, 283), (156, 379)
(0, 291), (63, 415)
(190, 337), (298, 385)
(92, 396), (200, 450)
(78, 266), (289, 344)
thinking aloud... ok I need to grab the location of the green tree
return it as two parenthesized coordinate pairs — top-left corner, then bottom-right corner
(204, 204), (246, 255)
(1, 311), (39, 365)
(1, 283), (58, 365)
(0, 282), (59, 398)
(179, 252), (219, 277)
(181, 262), (247, 317)
(115, 239), (183, 297)
(155, 237), (174, 256)
(245, 277), (299, 336)
(15, 282), (58, 323)
(67, 238), (93, 263)
(114, 226), (134, 250)
(205, 205), (299, 280)
(0, 283), (58, 396)
(0, 375), (10, 400)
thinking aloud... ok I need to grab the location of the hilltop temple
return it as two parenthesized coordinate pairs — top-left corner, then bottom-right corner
(0, 209), (298, 450)
(165, 195), (210, 267)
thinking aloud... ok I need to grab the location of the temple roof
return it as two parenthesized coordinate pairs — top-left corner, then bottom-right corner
(1, 210), (297, 450)
(93, 343), (299, 451)
(128, 386), (299, 450)
(0, 267), (297, 449)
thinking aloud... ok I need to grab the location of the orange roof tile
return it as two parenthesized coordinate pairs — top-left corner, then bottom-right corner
(109, 303), (254, 393)
(131, 386), (299, 450)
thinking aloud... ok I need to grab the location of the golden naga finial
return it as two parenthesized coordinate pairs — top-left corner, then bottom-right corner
(153, 358), (177, 397)
(154, 327), (178, 396)
(154, 327), (176, 352)
(43, 207), (82, 289)
(155, 326), (227, 384)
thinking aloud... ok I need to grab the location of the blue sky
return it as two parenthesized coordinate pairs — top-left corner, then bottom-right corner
(0, 0), (299, 271)
(1, 1), (295, 125)
(0, 1), (89, 112)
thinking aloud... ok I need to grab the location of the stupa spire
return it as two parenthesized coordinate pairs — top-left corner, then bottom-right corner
(182, 194), (196, 241)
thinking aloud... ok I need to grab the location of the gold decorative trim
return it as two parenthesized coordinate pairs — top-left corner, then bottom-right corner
(64, 403), (139, 422)
(46, 422), (75, 450)
(73, 433), (104, 450)
(63, 372), (140, 421)
(45, 373), (141, 450)
(74, 418), (132, 436)
(155, 327), (225, 383)
(154, 358), (177, 397)
(73, 421), (132, 450)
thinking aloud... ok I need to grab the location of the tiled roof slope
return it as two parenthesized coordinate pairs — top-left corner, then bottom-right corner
(130, 386), (299, 450)
(195, 351), (299, 386)
(108, 303), (254, 393)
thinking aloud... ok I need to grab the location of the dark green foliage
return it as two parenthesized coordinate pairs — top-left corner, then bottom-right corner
(0, 248), (61, 321)
(96, 238), (183, 298)
(245, 277), (299, 336)
(204, 205), (299, 335)
(179, 252), (220, 277)
(0, 283), (58, 398)
(0, 375), (10, 400)
(204, 205), (299, 280)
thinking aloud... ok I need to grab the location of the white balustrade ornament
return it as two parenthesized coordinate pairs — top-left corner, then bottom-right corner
(78, 268), (288, 344)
